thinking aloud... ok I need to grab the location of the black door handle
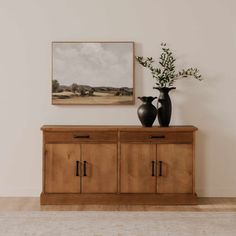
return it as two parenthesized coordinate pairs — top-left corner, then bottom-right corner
(151, 161), (155, 176)
(83, 161), (87, 176)
(76, 161), (80, 176)
(159, 161), (163, 176)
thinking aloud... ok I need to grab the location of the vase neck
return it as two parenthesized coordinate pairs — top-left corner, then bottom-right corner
(153, 87), (176, 93)
(138, 96), (157, 103)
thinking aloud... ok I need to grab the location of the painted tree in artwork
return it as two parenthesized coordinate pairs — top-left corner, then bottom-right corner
(71, 83), (79, 93)
(52, 80), (60, 92)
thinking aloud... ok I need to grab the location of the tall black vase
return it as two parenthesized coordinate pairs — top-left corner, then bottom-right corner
(137, 96), (157, 127)
(153, 87), (176, 127)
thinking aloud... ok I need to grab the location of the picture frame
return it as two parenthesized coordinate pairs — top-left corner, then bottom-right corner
(52, 41), (134, 105)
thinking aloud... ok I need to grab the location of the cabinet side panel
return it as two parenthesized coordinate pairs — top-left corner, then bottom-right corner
(45, 144), (81, 193)
(157, 144), (193, 193)
(192, 132), (196, 193)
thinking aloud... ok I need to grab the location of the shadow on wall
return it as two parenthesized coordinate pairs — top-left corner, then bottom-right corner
(172, 76), (236, 196)
(173, 82), (208, 196)
(134, 42), (147, 104)
(194, 124), (236, 196)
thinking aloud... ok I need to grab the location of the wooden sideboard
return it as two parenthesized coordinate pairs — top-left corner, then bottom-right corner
(40, 125), (197, 205)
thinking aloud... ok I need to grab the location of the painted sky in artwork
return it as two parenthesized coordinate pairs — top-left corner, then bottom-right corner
(53, 42), (133, 87)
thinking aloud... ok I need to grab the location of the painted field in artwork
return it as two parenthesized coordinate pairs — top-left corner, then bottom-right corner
(52, 90), (133, 105)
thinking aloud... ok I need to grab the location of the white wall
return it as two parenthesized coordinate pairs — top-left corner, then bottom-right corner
(0, 0), (235, 197)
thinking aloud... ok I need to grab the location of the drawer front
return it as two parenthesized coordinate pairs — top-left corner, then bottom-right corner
(120, 131), (193, 143)
(44, 131), (117, 143)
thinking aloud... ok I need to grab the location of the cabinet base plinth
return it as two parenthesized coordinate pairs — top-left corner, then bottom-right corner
(40, 193), (198, 205)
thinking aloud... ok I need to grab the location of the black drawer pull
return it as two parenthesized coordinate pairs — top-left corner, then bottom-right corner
(83, 161), (87, 176)
(150, 135), (165, 139)
(73, 135), (90, 139)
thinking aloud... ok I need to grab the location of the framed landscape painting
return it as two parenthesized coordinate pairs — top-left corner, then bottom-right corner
(52, 41), (134, 105)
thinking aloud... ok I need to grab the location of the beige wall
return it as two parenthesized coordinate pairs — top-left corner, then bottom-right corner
(0, 0), (235, 196)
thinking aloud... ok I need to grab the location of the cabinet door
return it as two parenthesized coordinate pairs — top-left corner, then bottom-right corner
(45, 144), (81, 193)
(120, 144), (156, 193)
(81, 144), (117, 193)
(157, 144), (193, 193)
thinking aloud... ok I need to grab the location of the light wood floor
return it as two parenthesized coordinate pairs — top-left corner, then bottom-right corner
(0, 198), (236, 211)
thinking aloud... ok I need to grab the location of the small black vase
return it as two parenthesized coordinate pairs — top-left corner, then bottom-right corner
(137, 96), (157, 127)
(153, 87), (176, 127)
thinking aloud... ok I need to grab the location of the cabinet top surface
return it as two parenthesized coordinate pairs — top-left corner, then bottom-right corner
(41, 125), (197, 132)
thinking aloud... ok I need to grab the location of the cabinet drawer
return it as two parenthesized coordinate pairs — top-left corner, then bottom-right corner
(120, 131), (193, 143)
(44, 131), (117, 143)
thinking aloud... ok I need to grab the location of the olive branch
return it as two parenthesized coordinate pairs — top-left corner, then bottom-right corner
(136, 43), (202, 88)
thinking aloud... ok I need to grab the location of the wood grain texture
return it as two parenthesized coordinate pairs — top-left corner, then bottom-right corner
(120, 131), (193, 143)
(41, 125), (197, 132)
(45, 144), (81, 193)
(44, 131), (117, 143)
(81, 144), (118, 193)
(40, 193), (197, 205)
(120, 144), (157, 193)
(192, 131), (196, 193)
(157, 144), (193, 193)
(42, 125), (118, 132)
(42, 125), (197, 205)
